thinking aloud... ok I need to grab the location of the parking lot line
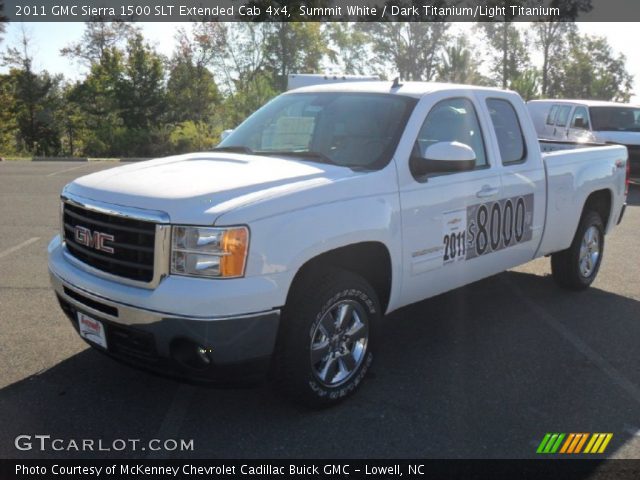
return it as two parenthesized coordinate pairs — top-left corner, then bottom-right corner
(46, 164), (91, 177)
(0, 237), (40, 260)
(503, 277), (640, 406)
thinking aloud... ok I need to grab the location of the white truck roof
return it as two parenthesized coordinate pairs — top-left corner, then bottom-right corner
(286, 74), (380, 91)
(286, 80), (515, 99)
(528, 99), (640, 108)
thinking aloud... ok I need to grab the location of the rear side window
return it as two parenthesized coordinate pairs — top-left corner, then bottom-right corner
(486, 98), (526, 164)
(555, 106), (572, 127)
(546, 105), (558, 125)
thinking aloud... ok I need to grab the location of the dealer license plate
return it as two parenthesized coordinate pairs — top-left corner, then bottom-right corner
(77, 312), (108, 349)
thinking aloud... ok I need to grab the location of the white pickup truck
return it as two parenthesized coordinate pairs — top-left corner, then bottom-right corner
(48, 82), (629, 407)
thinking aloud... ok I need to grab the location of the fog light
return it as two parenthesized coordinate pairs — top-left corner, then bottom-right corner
(196, 346), (211, 365)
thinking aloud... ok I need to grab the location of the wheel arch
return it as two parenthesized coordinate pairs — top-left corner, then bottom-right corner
(581, 189), (612, 232)
(286, 241), (393, 314)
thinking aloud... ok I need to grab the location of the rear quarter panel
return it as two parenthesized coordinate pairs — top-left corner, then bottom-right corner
(536, 145), (627, 256)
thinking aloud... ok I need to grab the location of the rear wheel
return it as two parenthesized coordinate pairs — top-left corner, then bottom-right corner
(272, 267), (380, 408)
(551, 211), (605, 290)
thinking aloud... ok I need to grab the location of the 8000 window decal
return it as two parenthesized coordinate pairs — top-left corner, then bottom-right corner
(442, 194), (534, 264)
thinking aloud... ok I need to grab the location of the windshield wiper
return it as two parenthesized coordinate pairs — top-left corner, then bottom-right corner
(211, 146), (255, 154)
(256, 150), (339, 166)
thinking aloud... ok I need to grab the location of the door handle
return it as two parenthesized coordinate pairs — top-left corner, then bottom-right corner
(476, 186), (499, 198)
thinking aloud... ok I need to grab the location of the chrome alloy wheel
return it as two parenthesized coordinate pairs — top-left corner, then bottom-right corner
(310, 300), (368, 387)
(579, 225), (601, 278)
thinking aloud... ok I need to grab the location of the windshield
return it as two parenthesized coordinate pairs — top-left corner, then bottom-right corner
(589, 106), (640, 132)
(218, 92), (418, 169)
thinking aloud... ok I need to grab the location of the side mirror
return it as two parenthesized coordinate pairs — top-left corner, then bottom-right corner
(574, 118), (587, 129)
(220, 129), (234, 141)
(413, 141), (476, 175)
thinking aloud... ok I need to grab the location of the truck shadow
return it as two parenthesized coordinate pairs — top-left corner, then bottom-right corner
(1, 270), (638, 463)
(626, 183), (640, 206)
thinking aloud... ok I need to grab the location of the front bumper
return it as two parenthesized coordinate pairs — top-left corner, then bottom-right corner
(49, 237), (281, 381)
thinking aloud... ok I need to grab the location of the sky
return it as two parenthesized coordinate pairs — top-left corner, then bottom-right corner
(2, 22), (639, 102)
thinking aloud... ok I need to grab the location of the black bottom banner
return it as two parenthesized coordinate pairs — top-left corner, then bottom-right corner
(2, 459), (640, 480)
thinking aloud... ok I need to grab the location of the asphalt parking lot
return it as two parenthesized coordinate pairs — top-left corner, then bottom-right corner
(0, 160), (639, 460)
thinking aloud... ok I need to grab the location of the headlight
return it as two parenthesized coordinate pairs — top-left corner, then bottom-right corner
(171, 226), (249, 278)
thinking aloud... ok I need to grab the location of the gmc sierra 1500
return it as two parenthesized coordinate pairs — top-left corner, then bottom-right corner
(48, 82), (629, 407)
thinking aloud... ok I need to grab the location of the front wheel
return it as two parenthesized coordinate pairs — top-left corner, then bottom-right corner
(272, 268), (381, 408)
(551, 210), (605, 290)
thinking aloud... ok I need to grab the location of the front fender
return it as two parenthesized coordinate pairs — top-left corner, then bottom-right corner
(241, 193), (403, 313)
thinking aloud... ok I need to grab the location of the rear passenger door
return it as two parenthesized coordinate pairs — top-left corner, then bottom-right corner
(480, 96), (546, 266)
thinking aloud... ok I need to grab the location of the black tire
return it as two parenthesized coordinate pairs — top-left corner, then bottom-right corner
(272, 267), (381, 408)
(551, 210), (605, 290)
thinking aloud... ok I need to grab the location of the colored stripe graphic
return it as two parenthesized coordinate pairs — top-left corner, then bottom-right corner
(538, 433), (613, 454)
(537, 433), (565, 454)
(574, 433), (589, 453)
(585, 433), (614, 454)
(536, 433), (552, 454)
(559, 434), (575, 454)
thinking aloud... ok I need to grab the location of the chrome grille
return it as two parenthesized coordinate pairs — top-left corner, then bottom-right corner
(62, 202), (156, 282)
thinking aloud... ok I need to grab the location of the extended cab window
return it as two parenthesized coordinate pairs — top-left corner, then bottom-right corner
(411, 98), (487, 178)
(555, 106), (572, 127)
(486, 98), (526, 164)
(570, 107), (590, 129)
(546, 105), (558, 125)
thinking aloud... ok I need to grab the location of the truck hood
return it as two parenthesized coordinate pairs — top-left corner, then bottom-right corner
(64, 152), (369, 224)
(593, 131), (640, 146)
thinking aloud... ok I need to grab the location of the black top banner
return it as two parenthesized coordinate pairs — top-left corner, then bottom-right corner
(2, 0), (640, 22)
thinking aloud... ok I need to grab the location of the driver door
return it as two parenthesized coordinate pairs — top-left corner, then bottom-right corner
(397, 94), (503, 306)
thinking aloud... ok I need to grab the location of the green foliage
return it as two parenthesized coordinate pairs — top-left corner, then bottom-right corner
(61, 22), (139, 66)
(264, 23), (329, 90)
(479, 21), (531, 89)
(509, 68), (541, 101)
(547, 34), (633, 102)
(532, 22), (576, 96)
(223, 70), (279, 127)
(437, 35), (487, 85)
(169, 121), (218, 153)
(0, 20), (636, 158)
(325, 23), (370, 75)
(117, 33), (166, 132)
(0, 1), (6, 45)
(167, 28), (220, 124)
(362, 21), (449, 81)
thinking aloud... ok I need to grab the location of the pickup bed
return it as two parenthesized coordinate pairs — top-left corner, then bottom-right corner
(48, 82), (629, 407)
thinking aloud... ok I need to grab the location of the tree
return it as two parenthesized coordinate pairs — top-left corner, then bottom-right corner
(0, 74), (18, 153)
(437, 34), (486, 85)
(549, 34), (633, 102)
(532, 2), (592, 96)
(479, 0), (532, 89)
(166, 27), (220, 124)
(61, 22), (138, 67)
(67, 46), (125, 156)
(264, 22), (329, 90)
(325, 23), (371, 75)
(364, 3), (450, 81)
(509, 68), (540, 100)
(116, 33), (166, 131)
(0, 1), (7, 44)
(532, 22), (575, 96)
(2, 27), (63, 155)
